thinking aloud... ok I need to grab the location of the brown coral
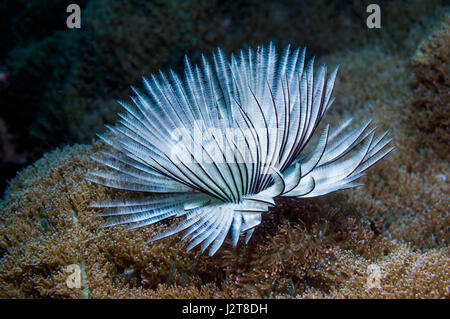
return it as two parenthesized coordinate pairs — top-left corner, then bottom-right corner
(0, 4), (449, 300)
(407, 14), (450, 159)
(0, 135), (448, 298)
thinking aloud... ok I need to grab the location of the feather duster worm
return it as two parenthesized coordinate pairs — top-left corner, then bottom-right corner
(88, 44), (393, 256)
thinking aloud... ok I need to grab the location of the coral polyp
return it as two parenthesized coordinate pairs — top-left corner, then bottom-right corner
(88, 43), (393, 255)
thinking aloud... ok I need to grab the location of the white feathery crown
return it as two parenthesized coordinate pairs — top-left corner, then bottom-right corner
(88, 43), (393, 256)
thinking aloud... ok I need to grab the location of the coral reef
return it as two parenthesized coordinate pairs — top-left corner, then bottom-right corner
(0, 16), (450, 298)
(0, 140), (448, 298)
(0, 13), (449, 297)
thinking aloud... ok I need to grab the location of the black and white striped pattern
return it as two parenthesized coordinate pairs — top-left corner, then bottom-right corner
(88, 43), (393, 256)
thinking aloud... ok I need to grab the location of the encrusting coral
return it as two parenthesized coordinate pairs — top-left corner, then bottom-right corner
(0, 140), (448, 298)
(0, 3), (449, 299)
(0, 16), (449, 297)
(407, 14), (449, 159)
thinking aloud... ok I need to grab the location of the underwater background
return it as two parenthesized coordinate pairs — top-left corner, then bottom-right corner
(0, 0), (448, 298)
